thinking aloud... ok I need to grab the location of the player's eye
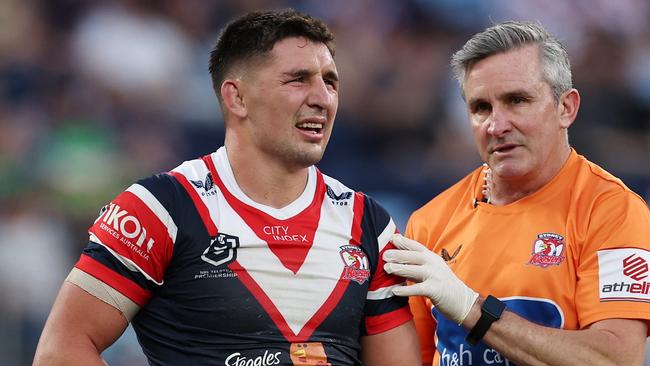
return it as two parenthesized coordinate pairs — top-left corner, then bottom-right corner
(472, 101), (491, 113)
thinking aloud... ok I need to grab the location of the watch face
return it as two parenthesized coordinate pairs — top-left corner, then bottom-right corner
(467, 295), (506, 345)
(483, 295), (506, 318)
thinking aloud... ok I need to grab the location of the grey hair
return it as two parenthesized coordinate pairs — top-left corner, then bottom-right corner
(451, 21), (572, 100)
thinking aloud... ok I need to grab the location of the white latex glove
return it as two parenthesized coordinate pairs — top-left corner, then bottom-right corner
(383, 233), (478, 324)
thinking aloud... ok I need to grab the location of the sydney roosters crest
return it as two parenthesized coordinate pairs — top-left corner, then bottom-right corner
(528, 233), (565, 268)
(339, 245), (370, 285)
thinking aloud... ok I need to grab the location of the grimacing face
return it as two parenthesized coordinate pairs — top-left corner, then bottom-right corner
(463, 44), (572, 186)
(237, 37), (339, 171)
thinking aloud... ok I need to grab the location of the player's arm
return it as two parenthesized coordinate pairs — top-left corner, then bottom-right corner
(356, 196), (422, 365)
(33, 280), (130, 365)
(460, 298), (647, 365)
(360, 320), (421, 365)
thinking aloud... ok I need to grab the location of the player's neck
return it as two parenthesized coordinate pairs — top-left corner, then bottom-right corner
(224, 143), (310, 209)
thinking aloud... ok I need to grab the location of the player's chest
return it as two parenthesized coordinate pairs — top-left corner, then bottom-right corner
(160, 214), (371, 341)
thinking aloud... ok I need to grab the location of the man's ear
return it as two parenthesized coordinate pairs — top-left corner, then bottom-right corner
(558, 88), (580, 129)
(221, 79), (247, 118)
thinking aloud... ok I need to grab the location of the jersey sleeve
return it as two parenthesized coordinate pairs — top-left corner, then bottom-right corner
(405, 217), (438, 364)
(360, 195), (413, 335)
(576, 189), (650, 328)
(74, 173), (180, 307)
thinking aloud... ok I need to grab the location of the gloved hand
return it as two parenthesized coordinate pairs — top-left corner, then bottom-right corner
(383, 233), (478, 324)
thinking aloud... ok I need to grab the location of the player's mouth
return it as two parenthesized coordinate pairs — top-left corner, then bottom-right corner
(296, 121), (324, 134)
(296, 118), (325, 141)
(491, 143), (519, 155)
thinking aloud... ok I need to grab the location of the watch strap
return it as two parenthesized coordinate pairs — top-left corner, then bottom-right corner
(465, 295), (506, 346)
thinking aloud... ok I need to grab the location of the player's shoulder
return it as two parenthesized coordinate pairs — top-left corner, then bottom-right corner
(132, 156), (207, 204)
(134, 171), (182, 200)
(120, 154), (216, 217)
(322, 172), (356, 197)
(320, 171), (393, 232)
(321, 172), (387, 215)
(169, 154), (213, 184)
(573, 153), (648, 207)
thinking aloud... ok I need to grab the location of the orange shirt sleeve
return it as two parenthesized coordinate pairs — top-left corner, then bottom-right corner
(575, 189), (650, 328)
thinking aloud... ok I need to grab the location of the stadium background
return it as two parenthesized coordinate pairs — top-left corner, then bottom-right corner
(0, 0), (648, 364)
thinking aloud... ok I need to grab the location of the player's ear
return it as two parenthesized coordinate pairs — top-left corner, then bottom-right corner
(558, 88), (580, 129)
(221, 79), (247, 118)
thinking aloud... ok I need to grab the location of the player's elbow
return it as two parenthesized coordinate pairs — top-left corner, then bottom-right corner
(33, 343), (64, 366)
(33, 339), (97, 366)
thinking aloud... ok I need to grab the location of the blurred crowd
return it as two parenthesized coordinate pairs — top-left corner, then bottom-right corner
(1, 0), (649, 364)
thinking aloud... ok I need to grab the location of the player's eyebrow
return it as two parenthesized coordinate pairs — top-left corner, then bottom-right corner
(499, 89), (533, 101)
(282, 69), (311, 79)
(282, 69), (339, 82)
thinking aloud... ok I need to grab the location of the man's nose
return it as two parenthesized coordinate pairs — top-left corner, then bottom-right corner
(306, 78), (335, 110)
(486, 106), (512, 137)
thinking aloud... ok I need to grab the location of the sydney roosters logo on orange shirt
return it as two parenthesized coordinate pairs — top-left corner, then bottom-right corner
(528, 233), (565, 268)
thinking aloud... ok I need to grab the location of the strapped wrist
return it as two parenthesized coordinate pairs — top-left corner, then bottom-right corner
(465, 295), (506, 345)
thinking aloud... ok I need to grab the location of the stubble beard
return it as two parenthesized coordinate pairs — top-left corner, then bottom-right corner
(265, 141), (326, 171)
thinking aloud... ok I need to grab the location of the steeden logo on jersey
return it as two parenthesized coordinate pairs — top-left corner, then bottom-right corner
(528, 233), (565, 268)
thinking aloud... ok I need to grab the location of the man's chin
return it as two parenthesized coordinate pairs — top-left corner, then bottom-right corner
(490, 161), (529, 180)
(291, 148), (326, 168)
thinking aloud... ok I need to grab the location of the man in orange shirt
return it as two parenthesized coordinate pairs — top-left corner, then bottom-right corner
(384, 21), (650, 365)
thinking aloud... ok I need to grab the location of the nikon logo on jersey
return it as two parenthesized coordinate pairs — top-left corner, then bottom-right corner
(96, 203), (155, 259)
(598, 248), (650, 302)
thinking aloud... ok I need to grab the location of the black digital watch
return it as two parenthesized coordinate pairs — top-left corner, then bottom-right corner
(465, 295), (506, 346)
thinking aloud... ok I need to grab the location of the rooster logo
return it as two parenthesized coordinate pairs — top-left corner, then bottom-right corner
(528, 233), (565, 268)
(339, 245), (370, 284)
(534, 238), (563, 257)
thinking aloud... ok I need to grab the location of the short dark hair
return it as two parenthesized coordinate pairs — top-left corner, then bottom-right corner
(208, 9), (335, 102)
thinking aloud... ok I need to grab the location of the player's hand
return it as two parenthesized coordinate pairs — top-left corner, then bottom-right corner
(383, 234), (478, 324)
